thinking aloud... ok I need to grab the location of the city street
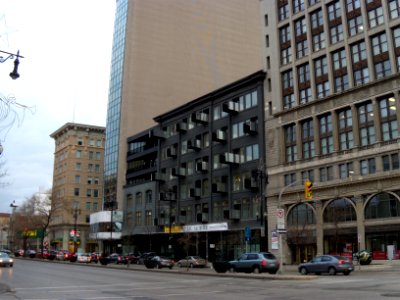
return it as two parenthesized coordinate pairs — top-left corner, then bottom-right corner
(0, 259), (399, 299)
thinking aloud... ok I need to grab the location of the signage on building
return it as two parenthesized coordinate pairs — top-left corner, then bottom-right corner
(183, 222), (228, 233)
(276, 208), (285, 230)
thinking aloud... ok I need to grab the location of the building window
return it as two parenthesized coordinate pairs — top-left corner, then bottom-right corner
(382, 153), (400, 171)
(245, 144), (259, 162)
(285, 124), (297, 162)
(314, 56), (328, 77)
(76, 150), (82, 158)
(371, 32), (388, 56)
(89, 151), (94, 160)
(358, 102), (376, 146)
(324, 198), (357, 222)
(299, 87), (312, 104)
(374, 60), (392, 80)
(365, 193), (400, 219)
(296, 39), (309, 59)
(75, 175), (80, 184)
(380, 96), (399, 141)
(135, 211), (142, 226)
(136, 192), (142, 207)
(330, 24), (344, 44)
(283, 94), (295, 109)
(302, 119), (315, 159)
(281, 47), (292, 65)
(145, 210), (152, 226)
(346, 0), (361, 12)
(87, 189), (92, 197)
(74, 188), (80, 196)
(319, 113), (333, 155)
(293, 0), (305, 14)
(338, 108), (354, 150)
(86, 202), (91, 210)
(93, 202), (98, 211)
(332, 48), (347, 71)
(279, 2), (289, 21)
(316, 81), (330, 99)
(393, 27), (400, 71)
(351, 41), (369, 86)
(287, 203), (315, 226)
(284, 173), (296, 186)
(368, 5), (384, 28)
(301, 169), (314, 183)
(389, 0), (400, 19)
(328, 1), (341, 21)
(348, 16), (363, 36)
(295, 18), (307, 37)
(339, 162), (353, 179)
(360, 158), (376, 175)
(145, 190), (152, 203)
(312, 32), (325, 52)
(319, 166), (333, 182)
(280, 25), (291, 44)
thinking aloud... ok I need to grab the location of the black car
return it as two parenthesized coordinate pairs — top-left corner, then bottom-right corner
(107, 253), (128, 264)
(144, 256), (174, 269)
(138, 252), (157, 264)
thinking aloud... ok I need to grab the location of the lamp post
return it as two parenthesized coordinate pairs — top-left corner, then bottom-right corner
(0, 49), (24, 80)
(72, 202), (80, 254)
(9, 200), (18, 250)
(277, 181), (297, 274)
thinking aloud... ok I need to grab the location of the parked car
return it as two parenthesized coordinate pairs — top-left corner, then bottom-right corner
(138, 252), (157, 264)
(228, 252), (279, 274)
(176, 256), (207, 268)
(56, 250), (72, 261)
(26, 249), (36, 258)
(0, 252), (13, 267)
(75, 253), (91, 263)
(144, 256), (174, 269)
(298, 255), (354, 276)
(14, 249), (24, 257)
(107, 253), (128, 264)
(90, 252), (100, 263)
(126, 252), (140, 264)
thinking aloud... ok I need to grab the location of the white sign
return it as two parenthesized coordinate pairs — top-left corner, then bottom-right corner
(276, 208), (285, 230)
(183, 222), (228, 233)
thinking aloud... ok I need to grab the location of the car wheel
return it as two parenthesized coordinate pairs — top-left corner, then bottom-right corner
(300, 267), (308, 275)
(268, 270), (277, 274)
(253, 266), (261, 274)
(328, 267), (336, 275)
(156, 264), (161, 269)
(343, 271), (350, 276)
(189, 263), (193, 268)
(10, 264), (13, 267)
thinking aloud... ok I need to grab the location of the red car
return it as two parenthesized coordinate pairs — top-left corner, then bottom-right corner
(56, 250), (73, 261)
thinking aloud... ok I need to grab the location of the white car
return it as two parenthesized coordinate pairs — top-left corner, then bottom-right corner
(76, 253), (91, 263)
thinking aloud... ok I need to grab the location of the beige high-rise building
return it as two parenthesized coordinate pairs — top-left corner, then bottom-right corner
(104, 0), (264, 209)
(261, 0), (400, 264)
(49, 123), (105, 252)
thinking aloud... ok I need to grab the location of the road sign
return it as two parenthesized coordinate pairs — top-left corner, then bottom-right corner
(276, 208), (285, 230)
(244, 226), (251, 241)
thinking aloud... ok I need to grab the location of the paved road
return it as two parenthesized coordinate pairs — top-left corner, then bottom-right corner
(0, 259), (399, 299)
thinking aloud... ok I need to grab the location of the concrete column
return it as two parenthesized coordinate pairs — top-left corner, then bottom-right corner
(351, 105), (360, 147)
(372, 98), (382, 142)
(331, 110), (339, 152)
(63, 228), (69, 251)
(356, 197), (366, 250)
(315, 201), (324, 256)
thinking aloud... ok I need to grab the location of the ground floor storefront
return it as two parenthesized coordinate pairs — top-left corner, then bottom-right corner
(122, 222), (267, 262)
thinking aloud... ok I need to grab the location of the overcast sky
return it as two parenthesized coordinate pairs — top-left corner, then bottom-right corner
(0, 1), (116, 212)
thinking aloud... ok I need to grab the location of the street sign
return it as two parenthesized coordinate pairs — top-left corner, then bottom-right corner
(276, 208), (285, 230)
(277, 229), (287, 234)
(244, 226), (251, 241)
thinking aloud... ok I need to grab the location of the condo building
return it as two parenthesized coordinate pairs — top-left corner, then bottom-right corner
(262, 0), (400, 263)
(122, 71), (266, 259)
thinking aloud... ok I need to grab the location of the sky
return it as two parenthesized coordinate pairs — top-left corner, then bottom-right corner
(0, 1), (116, 213)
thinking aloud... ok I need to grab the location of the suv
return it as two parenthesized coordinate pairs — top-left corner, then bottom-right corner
(229, 252), (280, 274)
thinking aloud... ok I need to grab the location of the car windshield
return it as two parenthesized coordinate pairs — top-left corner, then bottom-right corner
(0, 253), (9, 258)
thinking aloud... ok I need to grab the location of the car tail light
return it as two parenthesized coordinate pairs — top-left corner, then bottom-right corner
(338, 260), (345, 264)
(261, 259), (267, 267)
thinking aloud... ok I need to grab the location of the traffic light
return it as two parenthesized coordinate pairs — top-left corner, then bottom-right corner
(304, 180), (313, 200)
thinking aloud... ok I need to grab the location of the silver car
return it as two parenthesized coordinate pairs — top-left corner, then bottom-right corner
(0, 252), (14, 267)
(176, 256), (207, 268)
(229, 252), (279, 274)
(298, 255), (354, 275)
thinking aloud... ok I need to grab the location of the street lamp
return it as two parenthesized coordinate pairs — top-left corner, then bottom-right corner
(72, 202), (80, 254)
(9, 200), (18, 250)
(277, 181), (297, 274)
(0, 49), (24, 80)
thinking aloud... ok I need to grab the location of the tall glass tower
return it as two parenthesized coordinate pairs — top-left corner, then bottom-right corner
(103, 0), (128, 209)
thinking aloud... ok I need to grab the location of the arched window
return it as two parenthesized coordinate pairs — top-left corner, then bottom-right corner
(145, 190), (152, 203)
(365, 193), (400, 219)
(126, 194), (133, 211)
(287, 203), (315, 226)
(135, 192), (143, 207)
(324, 198), (356, 223)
